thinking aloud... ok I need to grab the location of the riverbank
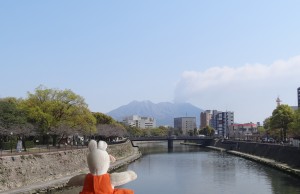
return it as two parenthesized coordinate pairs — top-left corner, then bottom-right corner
(181, 141), (300, 178)
(0, 140), (141, 194)
(94, 141), (300, 194)
(206, 145), (300, 178)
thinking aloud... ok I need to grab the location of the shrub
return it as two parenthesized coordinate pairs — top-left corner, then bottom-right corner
(0, 141), (17, 150)
(25, 141), (35, 148)
(0, 140), (35, 150)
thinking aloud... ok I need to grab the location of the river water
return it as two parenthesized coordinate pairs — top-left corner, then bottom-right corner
(55, 142), (300, 194)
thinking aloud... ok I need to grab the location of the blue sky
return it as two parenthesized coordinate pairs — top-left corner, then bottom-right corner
(1, 1), (300, 124)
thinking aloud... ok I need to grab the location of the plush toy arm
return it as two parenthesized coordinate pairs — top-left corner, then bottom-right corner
(110, 170), (137, 187)
(110, 154), (116, 163)
(67, 174), (86, 187)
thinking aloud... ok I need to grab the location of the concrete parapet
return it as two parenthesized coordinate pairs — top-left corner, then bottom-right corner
(0, 140), (139, 193)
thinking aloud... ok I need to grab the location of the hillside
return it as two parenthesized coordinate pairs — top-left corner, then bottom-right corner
(107, 100), (203, 127)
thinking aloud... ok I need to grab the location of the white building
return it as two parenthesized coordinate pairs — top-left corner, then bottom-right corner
(123, 115), (156, 129)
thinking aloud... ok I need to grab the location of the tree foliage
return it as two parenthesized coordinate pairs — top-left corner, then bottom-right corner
(263, 117), (271, 131)
(93, 113), (128, 139)
(267, 128), (282, 141)
(269, 104), (294, 141)
(150, 126), (169, 136)
(257, 126), (266, 134)
(126, 126), (144, 137)
(93, 112), (115, 125)
(0, 97), (33, 135)
(289, 109), (300, 137)
(199, 125), (215, 136)
(20, 86), (96, 137)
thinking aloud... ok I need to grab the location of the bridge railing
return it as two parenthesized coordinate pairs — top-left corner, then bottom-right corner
(129, 136), (213, 141)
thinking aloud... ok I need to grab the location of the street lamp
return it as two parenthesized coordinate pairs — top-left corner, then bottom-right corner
(10, 132), (13, 153)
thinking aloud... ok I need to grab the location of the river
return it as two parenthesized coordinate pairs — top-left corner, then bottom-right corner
(55, 142), (300, 194)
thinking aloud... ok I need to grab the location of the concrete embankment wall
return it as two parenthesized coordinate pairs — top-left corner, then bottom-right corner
(211, 140), (300, 169)
(0, 140), (136, 192)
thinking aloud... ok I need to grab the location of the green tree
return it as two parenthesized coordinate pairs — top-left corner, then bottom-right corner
(0, 97), (34, 151)
(263, 117), (271, 131)
(270, 104), (294, 141)
(158, 126), (169, 136)
(0, 97), (27, 134)
(257, 126), (266, 135)
(93, 113), (129, 139)
(20, 86), (96, 145)
(289, 109), (300, 137)
(268, 128), (281, 141)
(93, 112), (115, 125)
(199, 126), (215, 136)
(149, 126), (168, 136)
(123, 125), (151, 137)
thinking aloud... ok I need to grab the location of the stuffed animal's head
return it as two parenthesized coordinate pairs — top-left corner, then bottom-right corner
(87, 140), (115, 175)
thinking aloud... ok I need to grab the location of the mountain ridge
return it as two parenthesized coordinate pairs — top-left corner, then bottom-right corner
(107, 100), (203, 127)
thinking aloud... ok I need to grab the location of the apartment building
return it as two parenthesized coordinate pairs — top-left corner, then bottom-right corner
(215, 111), (234, 137)
(123, 115), (156, 129)
(200, 110), (212, 129)
(174, 117), (197, 135)
(201, 110), (234, 138)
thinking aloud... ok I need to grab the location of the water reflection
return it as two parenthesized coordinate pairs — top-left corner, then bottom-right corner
(54, 142), (300, 194)
(120, 142), (300, 194)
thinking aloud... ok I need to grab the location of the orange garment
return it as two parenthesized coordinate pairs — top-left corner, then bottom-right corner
(80, 173), (134, 194)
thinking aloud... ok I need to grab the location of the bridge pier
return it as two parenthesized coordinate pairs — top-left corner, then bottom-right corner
(168, 139), (173, 149)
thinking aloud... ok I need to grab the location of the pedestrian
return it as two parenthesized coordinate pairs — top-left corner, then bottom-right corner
(16, 138), (22, 152)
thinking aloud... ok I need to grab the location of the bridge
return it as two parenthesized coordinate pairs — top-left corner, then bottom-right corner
(129, 136), (213, 148)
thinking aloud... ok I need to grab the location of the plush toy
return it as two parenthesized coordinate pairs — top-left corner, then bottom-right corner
(68, 140), (137, 194)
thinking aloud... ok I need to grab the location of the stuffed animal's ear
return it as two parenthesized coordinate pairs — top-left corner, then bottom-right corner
(98, 140), (108, 151)
(88, 140), (97, 152)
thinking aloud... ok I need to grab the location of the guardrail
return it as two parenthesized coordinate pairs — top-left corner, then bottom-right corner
(129, 136), (213, 141)
(0, 144), (88, 157)
(0, 139), (132, 157)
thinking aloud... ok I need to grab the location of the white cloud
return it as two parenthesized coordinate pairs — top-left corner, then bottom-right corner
(175, 55), (300, 123)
